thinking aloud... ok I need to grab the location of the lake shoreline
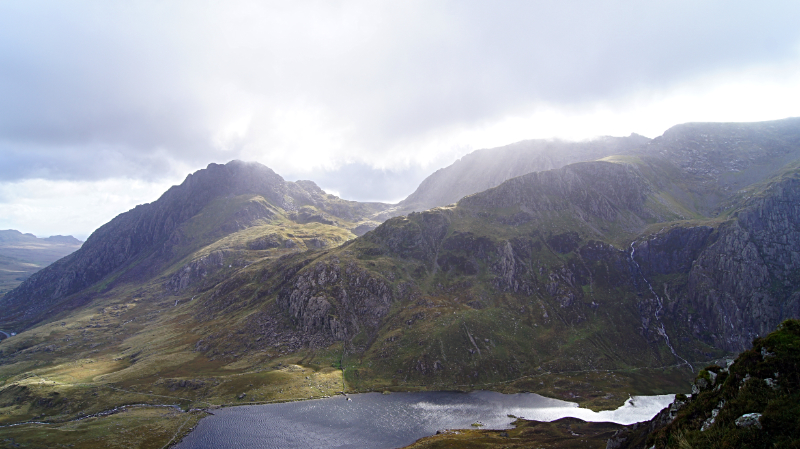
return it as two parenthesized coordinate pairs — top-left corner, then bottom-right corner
(174, 390), (675, 449)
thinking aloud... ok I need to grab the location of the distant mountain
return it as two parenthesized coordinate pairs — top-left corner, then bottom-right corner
(1, 119), (799, 449)
(634, 117), (800, 214)
(383, 117), (800, 221)
(42, 235), (83, 245)
(0, 229), (83, 297)
(378, 133), (651, 219)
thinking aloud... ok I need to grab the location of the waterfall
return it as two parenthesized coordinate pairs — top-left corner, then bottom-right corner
(630, 241), (694, 372)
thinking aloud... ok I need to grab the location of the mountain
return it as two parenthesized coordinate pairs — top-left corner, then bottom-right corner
(0, 160), (390, 331)
(635, 117), (800, 213)
(0, 118), (799, 448)
(0, 230), (83, 297)
(385, 117), (800, 220)
(378, 133), (651, 219)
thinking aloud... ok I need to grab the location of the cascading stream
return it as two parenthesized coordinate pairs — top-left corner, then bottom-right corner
(630, 242), (694, 372)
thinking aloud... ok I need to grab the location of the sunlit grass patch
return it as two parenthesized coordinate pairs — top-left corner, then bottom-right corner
(0, 406), (204, 449)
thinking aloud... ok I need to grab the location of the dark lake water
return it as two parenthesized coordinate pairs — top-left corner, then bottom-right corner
(175, 391), (673, 449)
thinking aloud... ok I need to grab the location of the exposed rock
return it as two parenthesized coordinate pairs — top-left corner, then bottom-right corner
(459, 161), (650, 223)
(686, 173), (800, 352)
(277, 260), (393, 343)
(734, 413), (762, 429)
(167, 251), (227, 293)
(1, 160), (390, 330)
(304, 238), (330, 249)
(700, 407), (719, 431)
(633, 226), (714, 275)
(608, 320), (800, 448)
(248, 234), (282, 250)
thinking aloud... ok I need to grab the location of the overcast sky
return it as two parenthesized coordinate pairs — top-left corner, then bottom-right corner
(2, 1), (800, 240)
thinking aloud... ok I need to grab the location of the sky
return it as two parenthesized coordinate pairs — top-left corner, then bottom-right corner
(1, 1), (800, 240)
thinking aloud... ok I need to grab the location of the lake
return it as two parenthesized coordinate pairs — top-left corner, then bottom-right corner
(175, 390), (674, 449)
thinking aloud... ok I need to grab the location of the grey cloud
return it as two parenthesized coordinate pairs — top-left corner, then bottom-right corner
(0, 142), (197, 182)
(337, 1), (800, 145)
(1, 0), (799, 185)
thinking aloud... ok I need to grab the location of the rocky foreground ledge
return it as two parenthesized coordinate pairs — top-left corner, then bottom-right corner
(609, 318), (800, 448)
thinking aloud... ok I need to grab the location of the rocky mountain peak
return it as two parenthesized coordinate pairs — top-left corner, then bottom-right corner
(644, 117), (800, 185)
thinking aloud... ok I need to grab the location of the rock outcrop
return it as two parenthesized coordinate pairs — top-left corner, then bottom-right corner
(277, 258), (393, 343)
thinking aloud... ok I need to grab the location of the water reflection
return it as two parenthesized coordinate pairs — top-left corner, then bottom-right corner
(176, 391), (673, 449)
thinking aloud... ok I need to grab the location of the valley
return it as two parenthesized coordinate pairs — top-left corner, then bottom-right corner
(1, 118), (800, 448)
(0, 231), (82, 299)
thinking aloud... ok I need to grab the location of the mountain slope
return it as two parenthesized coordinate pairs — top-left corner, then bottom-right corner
(384, 117), (800, 221)
(636, 117), (800, 215)
(609, 318), (800, 449)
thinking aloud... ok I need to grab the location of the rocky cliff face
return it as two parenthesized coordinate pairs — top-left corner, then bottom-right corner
(688, 173), (800, 351)
(276, 258), (394, 342)
(628, 170), (800, 353)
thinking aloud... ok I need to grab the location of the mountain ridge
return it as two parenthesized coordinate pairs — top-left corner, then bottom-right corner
(379, 133), (651, 219)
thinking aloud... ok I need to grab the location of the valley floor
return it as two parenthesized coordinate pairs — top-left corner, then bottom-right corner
(0, 356), (695, 448)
